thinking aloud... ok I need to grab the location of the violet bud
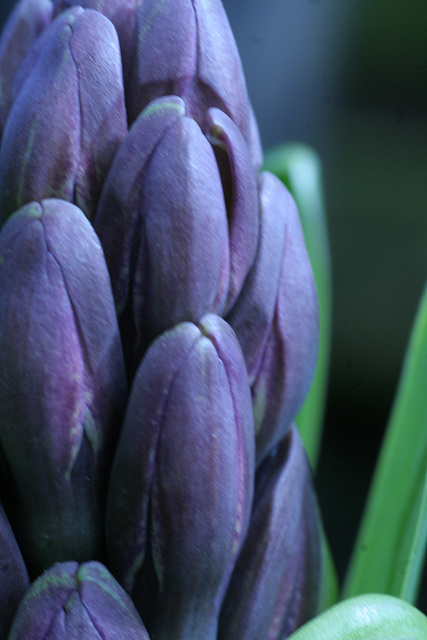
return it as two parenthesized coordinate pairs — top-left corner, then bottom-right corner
(226, 171), (288, 384)
(0, 502), (29, 638)
(0, 0), (53, 137)
(52, 0), (143, 82)
(245, 174), (319, 464)
(126, 0), (252, 137)
(8, 561), (150, 639)
(218, 425), (324, 640)
(95, 96), (259, 376)
(94, 96), (230, 373)
(0, 7), (127, 222)
(0, 199), (127, 575)
(106, 314), (255, 640)
(206, 107), (259, 313)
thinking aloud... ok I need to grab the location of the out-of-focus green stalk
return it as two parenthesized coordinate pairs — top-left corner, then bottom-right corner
(317, 522), (339, 614)
(344, 280), (427, 603)
(287, 594), (427, 640)
(263, 144), (332, 470)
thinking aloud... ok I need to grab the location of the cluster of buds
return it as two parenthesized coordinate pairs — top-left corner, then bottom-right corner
(0, 0), (327, 638)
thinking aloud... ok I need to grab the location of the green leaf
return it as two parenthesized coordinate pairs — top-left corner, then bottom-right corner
(288, 594), (427, 640)
(344, 280), (427, 602)
(263, 144), (332, 470)
(317, 520), (339, 613)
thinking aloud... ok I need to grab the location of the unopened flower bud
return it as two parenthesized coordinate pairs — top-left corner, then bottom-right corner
(0, 0), (53, 137)
(8, 561), (150, 639)
(229, 172), (318, 463)
(95, 96), (258, 375)
(107, 314), (255, 640)
(0, 7), (127, 222)
(219, 425), (324, 640)
(52, 0), (143, 81)
(0, 199), (127, 574)
(126, 0), (251, 138)
(227, 171), (288, 384)
(206, 107), (259, 313)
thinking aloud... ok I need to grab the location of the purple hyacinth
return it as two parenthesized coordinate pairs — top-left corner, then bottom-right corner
(0, 6), (127, 222)
(106, 314), (255, 640)
(94, 95), (259, 376)
(0, 199), (127, 574)
(8, 561), (150, 639)
(0, 0), (328, 638)
(218, 426), (324, 640)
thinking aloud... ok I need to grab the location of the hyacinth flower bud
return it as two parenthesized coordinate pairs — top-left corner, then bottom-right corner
(94, 96), (228, 372)
(206, 107), (259, 313)
(52, 0), (143, 82)
(253, 186), (318, 463)
(228, 172), (318, 464)
(218, 425), (324, 640)
(227, 171), (287, 382)
(106, 314), (255, 640)
(126, 0), (251, 136)
(0, 6), (127, 223)
(0, 0), (53, 137)
(0, 503), (29, 638)
(0, 199), (127, 575)
(8, 561), (150, 639)
(94, 96), (258, 375)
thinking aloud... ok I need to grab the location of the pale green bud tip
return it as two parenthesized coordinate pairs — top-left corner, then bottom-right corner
(288, 594), (427, 640)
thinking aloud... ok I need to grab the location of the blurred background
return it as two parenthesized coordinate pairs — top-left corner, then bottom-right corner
(1, 0), (427, 609)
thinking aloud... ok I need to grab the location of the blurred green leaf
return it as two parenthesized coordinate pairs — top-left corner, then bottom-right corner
(344, 280), (427, 602)
(287, 594), (427, 640)
(263, 143), (332, 471)
(317, 520), (339, 613)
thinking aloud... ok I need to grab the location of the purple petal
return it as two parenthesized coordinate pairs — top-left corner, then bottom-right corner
(94, 96), (186, 316)
(8, 561), (150, 639)
(192, 0), (250, 137)
(52, 0), (143, 81)
(127, 0), (196, 123)
(10, 5), (82, 100)
(0, 8), (127, 222)
(252, 182), (319, 464)
(106, 321), (202, 593)
(107, 316), (254, 640)
(206, 107), (259, 312)
(218, 426), (323, 640)
(127, 0), (251, 137)
(94, 97), (230, 376)
(142, 115), (229, 334)
(0, 0), (53, 137)
(226, 172), (288, 384)
(0, 199), (127, 574)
